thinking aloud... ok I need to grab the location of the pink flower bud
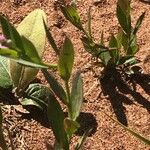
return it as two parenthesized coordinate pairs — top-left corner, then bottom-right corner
(0, 34), (6, 42)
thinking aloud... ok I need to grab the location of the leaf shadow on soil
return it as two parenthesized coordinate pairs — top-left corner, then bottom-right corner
(20, 110), (98, 136)
(140, 0), (150, 5)
(99, 69), (150, 126)
(76, 112), (98, 136)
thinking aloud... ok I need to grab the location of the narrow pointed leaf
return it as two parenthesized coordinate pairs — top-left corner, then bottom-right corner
(109, 35), (120, 64)
(75, 129), (92, 150)
(60, 5), (83, 31)
(0, 15), (24, 53)
(117, 0), (130, 15)
(87, 7), (92, 38)
(43, 20), (59, 55)
(116, 28), (123, 49)
(47, 93), (69, 150)
(133, 12), (145, 35)
(42, 69), (67, 104)
(119, 56), (137, 65)
(70, 71), (83, 120)
(58, 37), (74, 81)
(105, 113), (150, 146)
(117, 4), (131, 34)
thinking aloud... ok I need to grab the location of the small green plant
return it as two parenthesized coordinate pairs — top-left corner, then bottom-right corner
(59, 0), (145, 75)
(0, 9), (49, 95)
(0, 10), (57, 108)
(0, 11), (87, 149)
(42, 22), (87, 148)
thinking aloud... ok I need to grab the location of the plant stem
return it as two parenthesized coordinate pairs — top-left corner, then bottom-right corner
(64, 81), (72, 118)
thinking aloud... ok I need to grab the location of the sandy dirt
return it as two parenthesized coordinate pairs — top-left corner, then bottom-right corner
(0, 0), (150, 149)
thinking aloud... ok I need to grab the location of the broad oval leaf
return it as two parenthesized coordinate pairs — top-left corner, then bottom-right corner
(9, 9), (46, 92)
(47, 92), (69, 150)
(0, 56), (12, 88)
(70, 71), (83, 120)
(58, 37), (74, 81)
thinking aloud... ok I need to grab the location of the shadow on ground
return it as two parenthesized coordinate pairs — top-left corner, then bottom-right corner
(76, 112), (98, 136)
(99, 68), (150, 126)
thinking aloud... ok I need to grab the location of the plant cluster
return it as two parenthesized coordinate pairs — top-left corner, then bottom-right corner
(0, 0), (150, 149)
(60, 0), (145, 75)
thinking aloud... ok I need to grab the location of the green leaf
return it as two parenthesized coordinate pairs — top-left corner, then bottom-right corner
(121, 31), (128, 52)
(75, 129), (91, 150)
(81, 37), (97, 56)
(42, 69), (67, 105)
(117, 0), (130, 15)
(109, 35), (118, 48)
(87, 7), (92, 38)
(116, 28), (123, 49)
(9, 9), (47, 91)
(109, 35), (120, 65)
(81, 37), (106, 57)
(116, 4), (131, 34)
(128, 35), (139, 55)
(43, 20), (59, 55)
(119, 56), (137, 65)
(0, 15), (24, 53)
(60, 5), (83, 31)
(58, 37), (74, 81)
(133, 12), (145, 35)
(105, 112), (150, 146)
(47, 93), (69, 150)
(20, 98), (45, 110)
(54, 143), (64, 150)
(99, 51), (111, 66)
(0, 56), (12, 88)
(70, 71), (83, 120)
(17, 9), (46, 56)
(21, 36), (42, 64)
(21, 83), (50, 110)
(64, 118), (80, 139)
(0, 48), (19, 58)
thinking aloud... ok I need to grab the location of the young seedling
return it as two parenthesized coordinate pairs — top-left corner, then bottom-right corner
(0, 10), (56, 109)
(59, 0), (150, 147)
(42, 28), (86, 148)
(59, 0), (145, 76)
(0, 10), (87, 149)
